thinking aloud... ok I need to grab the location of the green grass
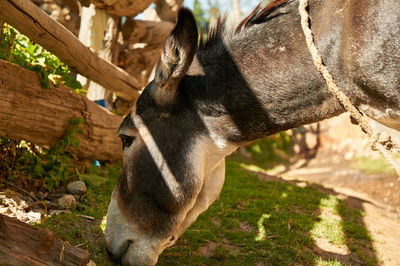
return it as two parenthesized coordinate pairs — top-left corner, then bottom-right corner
(36, 158), (378, 265)
(352, 154), (400, 175)
(35, 163), (121, 265)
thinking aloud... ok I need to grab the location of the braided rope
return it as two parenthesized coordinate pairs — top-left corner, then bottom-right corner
(298, 0), (400, 179)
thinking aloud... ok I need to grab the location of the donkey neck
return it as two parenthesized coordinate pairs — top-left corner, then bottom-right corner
(183, 1), (349, 146)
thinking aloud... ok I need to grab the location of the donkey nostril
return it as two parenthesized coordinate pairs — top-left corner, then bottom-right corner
(106, 239), (132, 261)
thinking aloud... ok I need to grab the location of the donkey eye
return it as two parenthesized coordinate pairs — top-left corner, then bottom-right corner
(120, 134), (135, 149)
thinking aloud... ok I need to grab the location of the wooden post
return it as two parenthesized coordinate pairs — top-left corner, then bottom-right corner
(77, 4), (119, 107)
(231, 0), (242, 22)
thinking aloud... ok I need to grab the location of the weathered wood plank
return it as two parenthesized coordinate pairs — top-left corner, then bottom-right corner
(121, 19), (174, 48)
(82, 0), (154, 17)
(0, 214), (91, 265)
(0, 0), (140, 101)
(0, 59), (123, 161)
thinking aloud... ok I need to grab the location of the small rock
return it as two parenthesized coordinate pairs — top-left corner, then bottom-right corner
(57, 195), (77, 210)
(67, 181), (87, 195)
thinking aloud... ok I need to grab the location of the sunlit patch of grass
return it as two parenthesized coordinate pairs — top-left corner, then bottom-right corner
(159, 161), (377, 265)
(352, 154), (400, 175)
(239, 162), (268, 173)
(100, 216), (107, 233)
(255, 213), (271, 241)
(311, 196), (346, 245)
(315, 257), (342, 265)
(311, 216), (346, 246)
(337, 200), (378, 265)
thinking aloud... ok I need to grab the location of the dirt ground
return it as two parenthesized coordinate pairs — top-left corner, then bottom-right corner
(278, 114), (400, 265)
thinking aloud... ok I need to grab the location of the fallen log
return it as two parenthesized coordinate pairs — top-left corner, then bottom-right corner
(0, 214), (91, 265)
(0, 59), (123, 161)
(0, 0), (140, 101)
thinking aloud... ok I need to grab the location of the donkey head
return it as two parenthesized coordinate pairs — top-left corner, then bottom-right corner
(105, 9), (235, 265)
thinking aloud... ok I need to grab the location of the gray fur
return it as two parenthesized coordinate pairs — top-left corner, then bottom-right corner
(106, 1), (400, 265)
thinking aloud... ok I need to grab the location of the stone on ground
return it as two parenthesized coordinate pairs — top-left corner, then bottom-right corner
(67, 181), (87, 195)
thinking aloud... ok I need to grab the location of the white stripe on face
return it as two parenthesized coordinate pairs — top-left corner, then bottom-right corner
(134, 115), (184, 203)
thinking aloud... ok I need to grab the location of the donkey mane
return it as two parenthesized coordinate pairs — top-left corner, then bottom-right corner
(198, 0), (290, 50)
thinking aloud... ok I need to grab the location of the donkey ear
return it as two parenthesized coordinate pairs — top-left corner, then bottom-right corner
(153, 8), (198, 102)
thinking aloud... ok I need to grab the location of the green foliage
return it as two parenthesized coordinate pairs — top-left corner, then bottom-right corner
(192, 0), (221, 31)
(193, 0), (208, 29)
(248, 132), (292, 161)
(0, 118), (84, 192)
(207, 0), (220, 21)
(0, 24), (86, 191)
(0, 24), (82, 92)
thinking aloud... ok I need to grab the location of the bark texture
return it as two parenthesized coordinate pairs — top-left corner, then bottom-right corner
(0, 0), (140, 101)
(117, 19), (174, 88)
(121, 19), (174, 48)
(82, 0), (154, 17)
(0, 60), (123, 161)
(0, 214), (91, 265)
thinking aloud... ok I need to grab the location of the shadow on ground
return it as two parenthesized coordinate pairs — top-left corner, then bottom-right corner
(158, 159), (378, 265)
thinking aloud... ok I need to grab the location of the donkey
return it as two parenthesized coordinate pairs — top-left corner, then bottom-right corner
(105, 0), (400, 264)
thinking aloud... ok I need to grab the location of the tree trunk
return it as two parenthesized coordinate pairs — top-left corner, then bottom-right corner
(0, 214), (91, 265)
(0, 0), (140, 102)
(81, 0), (155, 17)
(231, 0), (242, 22)
(0, 60), (123, 161)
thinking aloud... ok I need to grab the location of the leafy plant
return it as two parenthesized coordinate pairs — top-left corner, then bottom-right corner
(0, 23), (88, 192)
(0, 118), (84, 192)
(0, 23), (82, 92)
